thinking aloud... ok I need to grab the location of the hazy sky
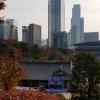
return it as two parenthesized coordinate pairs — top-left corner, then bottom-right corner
(2, 0), (100, 40)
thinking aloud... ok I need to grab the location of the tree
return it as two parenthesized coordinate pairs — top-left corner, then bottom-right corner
(18, 42), (33, 58)
(71, 51), (100, 100)
(0, 0), (5, 10)
(0, 0), (6, 22)
(32, 45), (40, 59)
(0, 39), (22, 59)
(0, 57), (26, 91)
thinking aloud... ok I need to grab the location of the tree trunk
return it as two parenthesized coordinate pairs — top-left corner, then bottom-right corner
(88, 86), (92, 100)
(88, 78), (93, 100)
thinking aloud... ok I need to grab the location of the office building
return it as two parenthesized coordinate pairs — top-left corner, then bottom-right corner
(0, 21), (7, 39)
(48, 0), (65, 47)
(22, 24), (41, 46)
(22, 26), (29, 43)
(0, 22), (4, 39)
(70, 4), (84, 46)
(41, 39), (48, 47)
(0, 19), (18, 41)
(6, 19), (18, 41)
(73, 41), (100, 59)
(84, 32), (99, 42)
(53, 32), (68, 49)
(67, 32), (71, 48)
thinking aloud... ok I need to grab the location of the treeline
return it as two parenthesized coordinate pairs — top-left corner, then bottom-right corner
(0, 39), (74, 61)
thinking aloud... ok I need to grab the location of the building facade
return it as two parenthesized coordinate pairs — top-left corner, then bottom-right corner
(67, 32), (71, 48)
(0, 22), (6, 39)
(22, 26), (29, 43)
(20, 61), (70, 87)
(41, 39), (48, 47)
(53, 32), (68, 49)
(22, 24), (41, 46)
(70, 5), (84, 46)
(0, 19), (18, 41)
(73, 41), (100, 59)
(84, 32), (99, 42)
(48, 0), (65, 47)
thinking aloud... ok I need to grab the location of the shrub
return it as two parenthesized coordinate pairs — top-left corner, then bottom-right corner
(0, 90), (60, 100)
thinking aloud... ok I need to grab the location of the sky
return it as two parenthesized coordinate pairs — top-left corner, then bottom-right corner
(2, 0), (100, 40)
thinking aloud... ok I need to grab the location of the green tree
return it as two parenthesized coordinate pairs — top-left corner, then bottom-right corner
(32, 45), (40, 59)
(71, 51), (100, 100)
(18, 42), (33, 58)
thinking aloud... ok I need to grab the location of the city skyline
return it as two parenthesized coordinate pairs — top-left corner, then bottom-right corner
(3, 0), (100, 40)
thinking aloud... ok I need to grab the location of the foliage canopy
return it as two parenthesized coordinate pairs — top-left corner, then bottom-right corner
(71, 51), (100, 100)
(0, 57), (26, 91)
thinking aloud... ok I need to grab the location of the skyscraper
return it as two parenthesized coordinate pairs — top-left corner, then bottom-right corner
(53, 32), (68, 49)
(0, 21), (7, 39)
(70, 4), (84, 46)
(0, 19), (18, 41)
(48, 0), (65, 47)
(6, 19), (18, 41)
(22, 26), (28, 43)
(22, 24), (41, 46)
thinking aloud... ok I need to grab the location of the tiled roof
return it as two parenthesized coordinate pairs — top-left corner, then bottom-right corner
(20, 61), (70, 80)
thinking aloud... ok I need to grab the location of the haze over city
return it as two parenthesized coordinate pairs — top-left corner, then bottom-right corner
(0, 0), (100, 99)
(3, 0), (100, 40)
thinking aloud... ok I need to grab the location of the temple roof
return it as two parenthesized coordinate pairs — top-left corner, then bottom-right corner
(20, 61), (70, 80)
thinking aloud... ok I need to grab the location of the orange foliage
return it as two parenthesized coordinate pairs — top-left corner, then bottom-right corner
(0, 57), (26, 91)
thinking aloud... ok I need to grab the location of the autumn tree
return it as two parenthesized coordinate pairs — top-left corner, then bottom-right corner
(0, 57), (26, 91)
(0, 1), (26, 91)
(0, 0), (6, 22)
(0, 0), (5, 10)
(0, 39), (22, 59)
(71, 51), (100, 100)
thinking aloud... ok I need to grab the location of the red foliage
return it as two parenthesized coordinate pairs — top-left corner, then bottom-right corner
(0, 90), (60, 100)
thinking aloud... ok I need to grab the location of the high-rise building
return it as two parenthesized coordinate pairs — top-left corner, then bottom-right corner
(0, 19), (18, 41)
(22, 26), (28, 43)
(53, 32), (68, 49)
(84, 32), (99, 42)
(70, 4), (84, 46)
(6, 19), (18, 41)
(41, 39), (48, 47)
(0, 21), (7, 39)
(48, 0), (65, 47)
(22, 24), (41, 46)
(67, 32), (71, 48)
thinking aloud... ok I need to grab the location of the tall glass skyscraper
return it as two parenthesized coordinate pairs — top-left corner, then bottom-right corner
(48, 0), (65, 47)
(70, 4), (84, 46)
